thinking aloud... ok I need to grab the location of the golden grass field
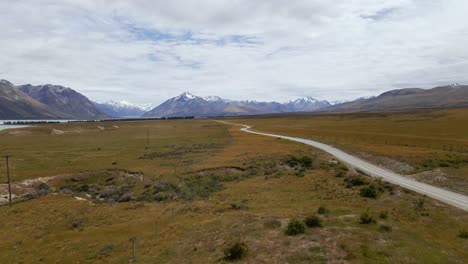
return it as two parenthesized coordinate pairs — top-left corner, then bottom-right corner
(228, 108), (468, 194)
(0, 110), (467, 263)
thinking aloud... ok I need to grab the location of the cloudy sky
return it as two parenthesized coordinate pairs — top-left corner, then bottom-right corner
(1, 0), (467, 105)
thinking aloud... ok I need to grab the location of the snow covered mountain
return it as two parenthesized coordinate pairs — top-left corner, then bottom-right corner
(93, 100), (146, 117)
(283, 96), (331, 112)
(143, 92), (331, 117)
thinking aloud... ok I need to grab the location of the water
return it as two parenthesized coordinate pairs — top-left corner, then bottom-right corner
(0, 125), (28, 131)
(0, 119), (75, 124)
(0, 120), (75, 131)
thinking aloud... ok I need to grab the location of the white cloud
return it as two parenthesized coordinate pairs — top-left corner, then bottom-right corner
(1, 0), (467, 104)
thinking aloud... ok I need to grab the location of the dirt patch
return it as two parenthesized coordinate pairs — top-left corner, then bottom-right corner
(8, 131), (32, 136)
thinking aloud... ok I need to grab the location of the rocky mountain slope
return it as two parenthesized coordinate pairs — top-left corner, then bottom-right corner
(0, 80), (65, 119)
(19, 84), (107, 119)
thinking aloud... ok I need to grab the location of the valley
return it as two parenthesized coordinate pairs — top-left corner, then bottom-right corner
(1, 110), (467, 263)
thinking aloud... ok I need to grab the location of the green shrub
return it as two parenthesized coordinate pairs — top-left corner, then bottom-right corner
(285, 219), (306, 236)
(360, 184), (383, 199)
(360, 212), (376, 224)
(285, 156), (313, 169)
(458, 230), (468, 239)
(345, 175), (368, 187)
(317, 205), (329, 215)
(304, 215), (322, 228)
(223, 242), (248, 261)
(379, 211), (388, 219)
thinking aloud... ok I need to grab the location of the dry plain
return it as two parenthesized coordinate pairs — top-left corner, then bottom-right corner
(0, 110), (467, 263)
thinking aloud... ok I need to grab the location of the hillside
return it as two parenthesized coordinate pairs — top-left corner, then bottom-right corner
(0, 80), (65, 119)
(19, 84), (107, 119)
(326, 84), (468, 112)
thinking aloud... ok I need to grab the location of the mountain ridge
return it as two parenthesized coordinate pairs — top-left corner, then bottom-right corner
(143, 92), (331, 117)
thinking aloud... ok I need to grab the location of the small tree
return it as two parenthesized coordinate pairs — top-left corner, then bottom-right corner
(360, 185), (380, 198)
(304, 215), (322, 228)
(223, 242), (248, 261)
(285, 219), (306, 236)
(317, 205), (329, 215)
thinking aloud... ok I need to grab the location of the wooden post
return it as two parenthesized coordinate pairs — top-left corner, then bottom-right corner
(4, 155), (12, 207)
(131, 237), (136, 262)
(156, 219), (158, 240)
(146, 128), (150, 148)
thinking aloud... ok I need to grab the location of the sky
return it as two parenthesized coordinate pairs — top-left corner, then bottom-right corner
(1, 0), (467, 105)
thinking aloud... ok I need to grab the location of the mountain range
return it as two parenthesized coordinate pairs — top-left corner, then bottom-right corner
(142, 92), (331, 117)
(1, 78), (468, 119)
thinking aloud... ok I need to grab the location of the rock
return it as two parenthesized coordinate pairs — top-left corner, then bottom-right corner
(51, 129), (65, 135)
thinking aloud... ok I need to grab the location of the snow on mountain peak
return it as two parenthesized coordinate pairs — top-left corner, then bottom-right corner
(298, 96), (319, 103)
(0, 79), (13, 85)
(176, 92), (197, 100)
(204, 96), (230, 102)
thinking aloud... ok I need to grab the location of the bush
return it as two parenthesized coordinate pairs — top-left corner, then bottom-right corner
(458, 230), (468, 239)
(304, 215), (322, 228)
(360, 212), (376, 224)
(345, 175), (368, 187)
(379, 211), (388, 219)
(285, 156), (313, 169)
(223, 242), (248, 261)
(360, 184), (382, 199)
(285, 219), (306, 236)
(317, 205), (329, 215)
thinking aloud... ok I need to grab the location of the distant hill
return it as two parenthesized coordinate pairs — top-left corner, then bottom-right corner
(93, 100), (146, 117)
(324, 84), (468, 112)
(143, 92), (331, 117)
(0, 79), (65, 119)
(19, 84), (107, 119)
(0, 79), (107, 119)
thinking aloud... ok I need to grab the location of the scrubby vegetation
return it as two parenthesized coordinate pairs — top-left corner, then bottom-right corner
(285, 219), (306, 236)
(345, 174), (368, 187)
(285, 155), (314, 169)
(360, 181), (385, 199)
(317, 205), (329, 215)
(458, 230), (468, 239)
(223, 242), (248, 261)
(360, 211), (376, 224)
(1, 114), (467, 263)
(304, 215), (322, 228)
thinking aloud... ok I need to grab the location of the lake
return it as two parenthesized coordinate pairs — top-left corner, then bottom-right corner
(0, 120), (76, 131)
(0, 125), (29, 131)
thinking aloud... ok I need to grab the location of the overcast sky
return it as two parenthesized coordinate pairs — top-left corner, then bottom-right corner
(1, 0), (467, 105)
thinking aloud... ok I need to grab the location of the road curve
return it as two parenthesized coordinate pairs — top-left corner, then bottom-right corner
(215, 120), (468, 211)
